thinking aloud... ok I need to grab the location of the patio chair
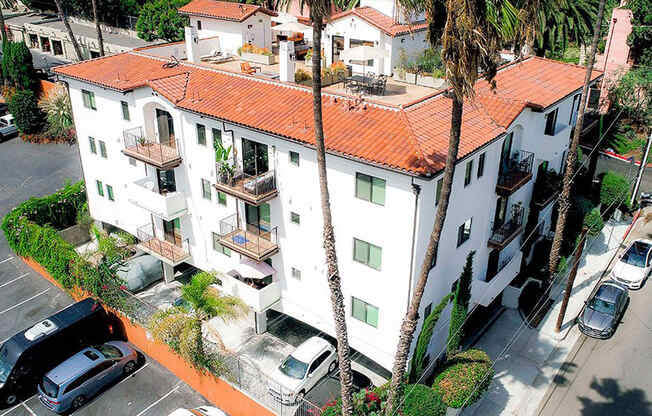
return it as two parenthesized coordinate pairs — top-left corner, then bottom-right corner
(373, 75), (387, 96)
(240, 62), (261, 75)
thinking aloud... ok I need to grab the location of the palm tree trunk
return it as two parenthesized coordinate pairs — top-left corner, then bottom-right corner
(548, 0), (607, 276)
(310, 19), (354, 416)
(53, 0), (84, 61)
(91, 0), (105, 56)
(385, 95), (463, 415)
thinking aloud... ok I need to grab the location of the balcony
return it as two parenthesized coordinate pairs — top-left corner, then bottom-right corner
(496, 150), (535, 196)
(216, 272), (281, 313)
(471, 251), (523, 306)
(127, 177), (187, 221)
(488, 205), (525, 250)
(122, 127), (182, 170)
(533, 170), (562, 210)
(217, 214), (279, 262)
(214, 162), (278, 206)
(136, 224), (190, 266)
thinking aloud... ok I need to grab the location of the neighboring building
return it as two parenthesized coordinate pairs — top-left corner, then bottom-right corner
(5, 13), (157, 62)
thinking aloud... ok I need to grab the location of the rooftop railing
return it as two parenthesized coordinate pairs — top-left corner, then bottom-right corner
(123, 126), (182, 169)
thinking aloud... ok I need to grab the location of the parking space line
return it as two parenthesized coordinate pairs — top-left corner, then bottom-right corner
(114, 363), (150, 387)
(0, 289), (49, 315)
(0, 257), (13, 265)
(135, 383), (181, 416)
(0, 273), (29, 289)
(0, 396), (36, 416)
(21, 403), (36, 416)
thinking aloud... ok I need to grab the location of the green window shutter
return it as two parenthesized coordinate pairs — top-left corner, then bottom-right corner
(259, 203), (271, 225)
(353, 239), (369, 264)
(107, 185), (114, 201)
(217, 191), (227, 205)
(371, 177), (386, 205)
(368, 244), (382, 270)
(197, 124), (206, 145)
(121, 101), (130, 120)
(290, 151), (300, 166)
(96, 180), (104, 196)
(356, 173), (372, 201)
(352, 298), (366, 322)
(366, 304), (379, 327)
(89, 137), (96, 154)
(90, 92), (96, 109)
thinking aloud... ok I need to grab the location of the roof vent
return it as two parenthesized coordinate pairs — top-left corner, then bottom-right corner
(24, 319), (58, 341)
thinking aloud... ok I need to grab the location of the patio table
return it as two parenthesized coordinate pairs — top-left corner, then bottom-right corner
(345, 75), (374, 94)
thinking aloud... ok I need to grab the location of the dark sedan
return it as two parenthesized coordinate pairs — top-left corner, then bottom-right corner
(578, 280), (629, 339)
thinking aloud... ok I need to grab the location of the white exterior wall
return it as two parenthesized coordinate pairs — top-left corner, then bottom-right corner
(391, 31), (427, 72)
(194, 14), (273, 56)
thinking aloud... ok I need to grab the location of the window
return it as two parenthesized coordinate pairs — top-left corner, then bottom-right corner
(478, 153), (485, 178)
(82, 90), (96, 110)
(353, 238), (382, 270)
(457, 218), (472, 247)
(217, 191), (227, 205)
(128, 157), (137, 166)
(435, 178), (443, 205)
(291, 267), (301, 280)
(355, 173), (386, 205)
(569, 94), (580, 124)
(197, 124), (206, 146)
(289, 151), (300, 166)
(121, 101), (130, 121)
(88, 137), (97, 154)
(464, 159), (473, 186)
(197, 20), (202, 30)
(290, 212), (300, 225)
(99, 140), (107, 158)
(106, 185), (114, 201)
(212, 128), (222, 146)
(309, 351), (332, 375)
(352, 297), (379, 327)
(201, 179), (211, 200)
(212, 233), (231, 256)
(96, 180), (104, 197)
(544, 108), (558, 136)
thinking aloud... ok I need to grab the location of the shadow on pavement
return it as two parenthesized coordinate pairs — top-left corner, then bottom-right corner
(579, 377), (652, 416)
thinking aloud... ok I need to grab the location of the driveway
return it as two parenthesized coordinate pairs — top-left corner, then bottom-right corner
(0, 137), (211, 416)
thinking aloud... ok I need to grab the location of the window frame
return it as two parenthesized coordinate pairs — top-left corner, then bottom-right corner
(106, 185), (114, 201)
(196, 123), (207, 146)
(197, 20), (202, 30)
(201, 178), (211, 200)
(477, 153), (485, 178)
(353, 238), (382, 270)
(121, 101), (130, 121)
(212, 128), (222, 146)
(351, 297), (379, 328)
(128, 157), (137, 166)
(88, 137), (97, 154)
(291, 267), (301, 279)
(544, 108), (558, 136)
(212, 233), (231, 256)
(82, 90), (96, 110)
(464, 159), (473, 186)
(435, 178), (443, 205)
(217, 191), (227, 206)
(457, 218), (472, 247)
(96, 180), (104, 197)
(99, 140), (107, 158)
(290, 212), (300, 225)
(355, 172), (386, 206)
(289, 151), (300, 166)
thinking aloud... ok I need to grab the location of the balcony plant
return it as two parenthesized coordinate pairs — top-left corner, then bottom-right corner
(238, 43), (276, 65)
(214, 140), (235, 185)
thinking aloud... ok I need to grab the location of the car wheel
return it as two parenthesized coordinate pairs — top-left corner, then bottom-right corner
(4, 393), (17, 406)
(296, 390), (305, 404)
(328, 360), (338, 374)
(123, 360), (136, 376)
(72, 395), (85, 409)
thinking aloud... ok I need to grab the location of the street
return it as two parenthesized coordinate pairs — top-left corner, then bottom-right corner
(538, 213), (652, 416)
(0, 136), (210, 416)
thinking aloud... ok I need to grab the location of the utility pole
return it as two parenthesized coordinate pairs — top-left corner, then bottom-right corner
(630, 132), (652, 207)
(556, 227), (589, 332)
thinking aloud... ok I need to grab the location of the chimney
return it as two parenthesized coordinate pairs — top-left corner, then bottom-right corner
(185, 26), (200, 63)
(279, 41), (295, 83)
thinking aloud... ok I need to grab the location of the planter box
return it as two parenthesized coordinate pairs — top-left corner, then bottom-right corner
(417, 74), (447, 89)
(240, 52), (276, 65)
(393, 70), (417, 84)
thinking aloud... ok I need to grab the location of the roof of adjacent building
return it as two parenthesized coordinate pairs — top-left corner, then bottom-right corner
(178, 0), (277, 21)
(329, 7), (428, 36)
(54, 52), (601, 176)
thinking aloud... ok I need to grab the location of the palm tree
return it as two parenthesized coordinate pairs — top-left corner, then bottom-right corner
(548, 0), (608, 276)
(534, 0), (598, 56)
(53, 0), (84, 61)
(91, 0), (105, 56)
(383, 0), (533, 412)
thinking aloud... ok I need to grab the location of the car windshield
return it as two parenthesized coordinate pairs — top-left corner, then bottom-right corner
(95, 344), (123, 359)
(279, 355), (308, 380)
(588, 298), (616, 315)
(40, 376), (59, 398)
(622, 242), (650, 267)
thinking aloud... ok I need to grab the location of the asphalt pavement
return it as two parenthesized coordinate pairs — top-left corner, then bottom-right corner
(0, 136), (210, 416)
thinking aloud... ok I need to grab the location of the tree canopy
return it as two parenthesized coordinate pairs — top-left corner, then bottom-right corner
(1, 41), (37, 92)
(24, 0), (142, 26)
(135, 0), (189, 42)
(626, 0), (652, 66)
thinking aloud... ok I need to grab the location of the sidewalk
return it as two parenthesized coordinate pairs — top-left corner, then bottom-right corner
(464, 214), (639, 416)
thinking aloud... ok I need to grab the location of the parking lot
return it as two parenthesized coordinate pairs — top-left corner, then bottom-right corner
(0, 137), (211, 416)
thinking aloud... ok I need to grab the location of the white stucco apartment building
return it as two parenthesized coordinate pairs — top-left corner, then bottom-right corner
(54, 4), (600, 372)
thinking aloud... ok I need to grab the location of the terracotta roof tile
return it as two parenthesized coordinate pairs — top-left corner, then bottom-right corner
(330, 7), (427, 37)
(178, 0), (276, 21)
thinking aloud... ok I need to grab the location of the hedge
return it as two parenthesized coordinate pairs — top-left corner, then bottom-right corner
(433, 349), (494, 408)
(583, 207), (604, 237)
(600, 172), (631, 209)
(8, 89), (45, 134)
(402, 384), (446, 416)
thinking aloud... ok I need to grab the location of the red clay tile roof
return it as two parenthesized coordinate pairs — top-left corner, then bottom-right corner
(178, 0), (276, 21)
(329, 7), (427, 37)
(54, 53), (601, 176)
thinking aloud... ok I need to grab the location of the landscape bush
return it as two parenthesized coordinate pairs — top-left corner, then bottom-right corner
(8, 89), (45, 134)
(1, 41), (37, 92)
(433, 349), (494, 408)
(402, 384), (447, 416)
(600, 171), (631, 209)
(583, 207), (604, 236)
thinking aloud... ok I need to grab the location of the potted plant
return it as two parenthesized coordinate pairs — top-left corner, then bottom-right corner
(238, 44), (276, 65)
(214, 141), (234, 184)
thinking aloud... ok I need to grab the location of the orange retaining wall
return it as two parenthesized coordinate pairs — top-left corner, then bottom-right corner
(22, 257), (275, 416)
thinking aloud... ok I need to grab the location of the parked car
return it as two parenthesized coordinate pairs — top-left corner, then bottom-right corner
(37, 341), (138, 413)
(0, 114), (18, 140)
(610, 239), (652, 289)
(117, 254), (163, 293)
(0, 298), (110, 407)
(578, 280), (629, 339)
(268, 337), (337, 404)
(169, 406), (228, 416)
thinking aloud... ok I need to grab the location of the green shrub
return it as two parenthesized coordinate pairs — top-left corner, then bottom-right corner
(8, 89), (45, 134)
(402, 384), (446, 416)
(583, 208), (604, 236)
(447, 251), (475, 356)
(409, 294), (451, 383)
(1, 41), (37, 92)
(136, 0), (190, 41)
(600, 172), (631, 209)
(433, 349), (494, 408)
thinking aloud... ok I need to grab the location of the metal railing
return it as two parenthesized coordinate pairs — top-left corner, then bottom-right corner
(215, 162), (277, 197)
(218, 213), (278, 257)
(497, 150), (535, 189)
(123, 126), (181, 166)
(136, 223), (189, 263)
(489, 205), (525, 246)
